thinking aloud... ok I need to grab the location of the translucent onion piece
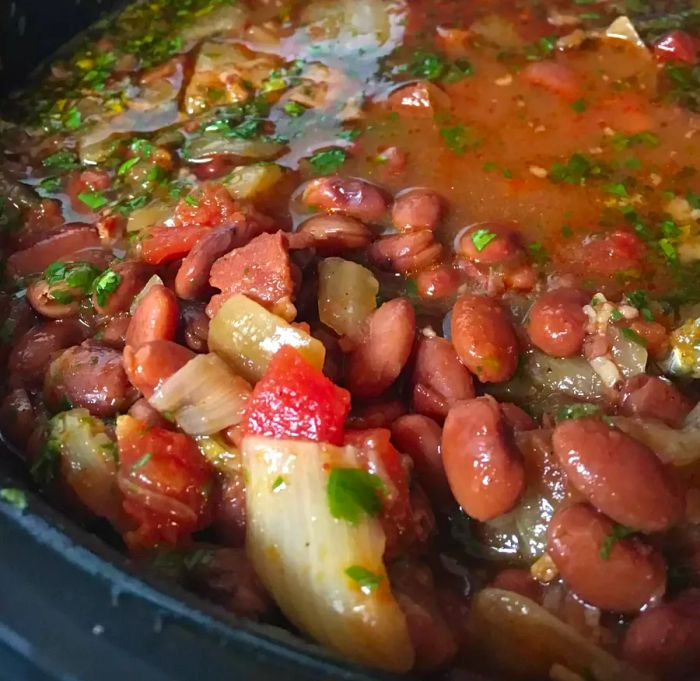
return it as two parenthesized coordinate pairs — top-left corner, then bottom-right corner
(129, 274), (165, 314)
(318, 258), (378, 341)
(243, 436), (414, 672)
(195, 434), (242, 476)
(605, 16), (646, 51)
(150, 353), (251, 435)
(126, 202), (174, 234)
(208, 294), (326, 383)
(471, 588), (652, 681)
(609, 327), (647, 378)
(225, 163), (283, 200)
(612, 416), (700, 467)
(186, 133), (285, 162)
(49, 408), (123, 525)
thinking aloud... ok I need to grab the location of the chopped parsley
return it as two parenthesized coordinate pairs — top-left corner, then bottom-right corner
(528, 242), (550, 266)
(92, 269), (122, 307)
(600, 524), (636, 560)
(283, 101), (307, 117)
(0, 488), (27, 510)
(42, 150), (80, 170)
(440, 124), (480, 155)
(524, 35), (557, 61)
(45, 261), (101, 294)
(621, 327), (647, 347)
(345, 565), (384, 594)
(410, 50), (447, 80)
(77, 191), (108, 211)
(337, 127), (361, 142)
(550, 153), (608, 185)
(470, 228), (497, 252)
(309, 148), (347, 174)
(117, 157), (141, 175)
(271, 475), (287, 491)
(626, 289), (654, 321)
(327, 467), (385, 525)
(38, 176), (62, 193)
(571, 98), (588, 113)
(554, 403), (603, 423)
(130, 452), (153, 472)
(64, 107), (82, 130)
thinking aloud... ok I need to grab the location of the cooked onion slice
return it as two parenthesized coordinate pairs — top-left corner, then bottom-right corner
(150, 353), (251, 435)
(243, 436), (414, 672)
(612, 416), (700, 467)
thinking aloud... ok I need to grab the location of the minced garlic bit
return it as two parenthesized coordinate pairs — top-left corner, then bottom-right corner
(531, 553), (558, 583)
(421, 326), (437, 338)
(529, 165), (548, 179)
(584, 292), (639, 336)
(548, 10), (581, 27)
(589, 355), (621, 388)
(495, 73), (513, 86)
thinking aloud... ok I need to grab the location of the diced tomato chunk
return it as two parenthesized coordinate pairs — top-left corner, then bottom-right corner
(139, 226), (207, 264)
(345, 428), (414, 559)
(172, 183), (241, 229)
(116, 415), (214, 550)
(521, 61), (582, 101)
(207, 232), (294, 318)
(242, 346), (350, 446)
(66, 170), (111, 214)
(557, 229), (645, 279)
(655, 30), (698, 65)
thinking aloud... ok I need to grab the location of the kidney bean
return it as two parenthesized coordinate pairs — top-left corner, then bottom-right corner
(288, 214), (372, 254)
(125, 284), (179, 350)
(622, 590), (700, 676)
(450, 294), (519, 383)
(367, 231), (442, 274)
(552, 418), (685, 532)
(619, 375), (693, 428)
(182, 305), (210, 353)
(346, 298), (416, 398)
(301, 176), (388, 223)
(387, 81), (451, 117)
(391, 189), (442, 233)
(6, 226), (101, 278)
(499, 402), (536, 432)
(213, 473), (247, 547)
(175, 226), (235, 300)
(415, 265), (462, 300)
(26, 279), (80, 319)
(526, 288), (588, 358)
(347, 399), (406, 430)
(441, 397), (525, 520)
(128, 397), (171, 429)
(491, 568), (543, 604)
(457, 222), (523, 265)
(412, 336), (475, 422)
(93, 261), (153, 315)
(391, 414), (452, 507)
(44, 341), (138, 418)
(8, 319), (85, 388)
(0, 389), (35, 447)
(122, 340), (195, 398)
(376, 146), (407, 175)
(547, 503), (666, 613)
(98, 313), (131, 350)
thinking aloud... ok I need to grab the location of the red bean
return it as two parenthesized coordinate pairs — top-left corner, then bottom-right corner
(301, 176), (388, 223)
(619, 375), (693, 429)
(415, 266), (462, 300)
(346, 298), (416, 398)
(0, 389), (35, 447)
(499, 402), (536, 432)
(26, 279), (80, 319)
(45, 341), (138, 418)
(457, 222), (523, 265)
(552, 418), (685, 532)
(125, 284), (179, 350)
(391, 414), (452, 507)
(367, 230), (442, 274)
(391, 189), (442, 233)
(288, 214), (373, 254)
(175, 226), (235, 300)
(181, 304), (210, 353)
(412, 336), (475, 422)
(442, 397), (525, 520)
(450, 294), (519, 383)
(491, 568), (543, 604)
(547, 503), (666, 613)
(8, 320), (85, 388)
(526, 288), (588, 358)
(98, 313), (131, 350)
(347, 399), (406, 430)
(622, 590), (700, 676)
(93, 261), (153, 315)
(122, 340), (195, 398)
(213, 473), (247, 547)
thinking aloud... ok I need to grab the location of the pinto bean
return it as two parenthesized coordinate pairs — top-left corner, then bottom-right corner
(412, 336), (475, 421)
(391, 414), (452, 507)
(6, 226), (101, 277)
(175, 227), (235, 300)
(288, 214), (373, 254)
(128, 397), (171, 429)
(391, 189), (442, 233)
(26, 279), (80, 318)
(367, 231), (442, 274)
(619, 375), (693, 428)
(346, 298), (416, 398)
(8, 320), (84, 388)
(98, 313), (131, 350)
(552, 418), (685, 532)
(347, 399), (406, 430)
(442, 397), (525, 520)
(457, 222), (523, 265)
(123, 340), (195, 398)
(301, 176), (388, 223)
(450, 294), (519, 383)
(415, 265), (462, 300)
(125, 284), (179, 350)
(491, 568), (543, 604)
(547, 503), (666, 613)
(0, 389), (35, 447)
(526, 288), (588, 358)
(44, 341), (138, 418)
(622, 590), (700, 676)
(93, 261), (153, 315)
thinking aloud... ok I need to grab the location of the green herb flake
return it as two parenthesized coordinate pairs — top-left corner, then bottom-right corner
(600, 524), (636, 560)
(117, 157), (140, 175)
(38, 176), (62, 193)
(272, 475), (287, 492)
(42, 150), (80, 170)
(605, 182), (628, 198)
(283, 101), (306, 117)
(528, 241), (550, 266)
(78, 191), (108, 211)
(345, 565), (384, 594)
(130, 452), (153, 472)
(337, 127), (361, 142)
(309, 148), (347, 174)
(550, 153), (606, 185)
(92, 269), (122, 307)
(470, 228), (497, 252)
(64, 107), (82, 130)
(442, 58), (474, 83)
(554, 403), (603, 423)
(0, 488), (27, 511)
(571, 98), (588, 113)
(440, 124), (480, 155)
(621, 327), (647, 347)
(626, 289), (654, 321)
(327, 467), (385, 525)
(410, 50), (446, 80)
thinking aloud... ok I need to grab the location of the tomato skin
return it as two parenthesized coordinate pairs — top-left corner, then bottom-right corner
(139, 226), (207, 265)
(655, 30), (698, 65)
(241, 346), (351, 446)
(116, 416), (214, 549)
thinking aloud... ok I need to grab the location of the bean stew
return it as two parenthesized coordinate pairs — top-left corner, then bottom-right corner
(1, 0), (700, 678)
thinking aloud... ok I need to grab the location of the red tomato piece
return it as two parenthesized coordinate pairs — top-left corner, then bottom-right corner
(241, 346), (351, 446)
(139, 226), (207, 265)
(172, 183), (242, 228)
(66, 170), (111, 214)
(521, 61), (582, 101)
(655, 30), (698, 65)
(116, 416), (214, 549)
